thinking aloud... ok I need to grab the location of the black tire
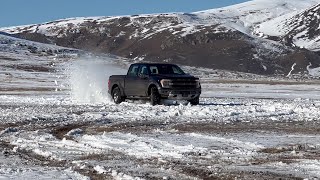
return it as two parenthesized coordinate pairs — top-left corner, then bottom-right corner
(112, 87), (124, 104)
(150, 86), (160, 105)
(188, 96), (199, 105)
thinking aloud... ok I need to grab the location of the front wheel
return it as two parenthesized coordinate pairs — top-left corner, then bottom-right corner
(112, 87), (124, 104)
(150, 87), (160, 105)
(188, 96), (199, 105)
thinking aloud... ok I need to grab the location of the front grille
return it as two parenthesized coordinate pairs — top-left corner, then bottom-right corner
(170, 79), (197, 88)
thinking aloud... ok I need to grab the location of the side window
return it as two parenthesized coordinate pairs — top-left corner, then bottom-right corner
(172, 65), (185, 75)
(127, 65), (139, 77)
(172, 66), (180, 74)
(139, 65), (149, 75)
(149, 66), (158, 74)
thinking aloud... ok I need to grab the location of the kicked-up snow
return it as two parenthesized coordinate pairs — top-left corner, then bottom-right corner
(69, 58), (126, 104)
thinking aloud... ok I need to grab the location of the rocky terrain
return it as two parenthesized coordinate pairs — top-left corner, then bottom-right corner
(2, 0), (320, 76)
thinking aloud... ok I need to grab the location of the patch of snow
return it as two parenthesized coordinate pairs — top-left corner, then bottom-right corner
(80, 132), (207, 159)
(262, 64), (267, 71)
(94, 165), (107, 174)
(307, 63), (320, 77)
(286, 63), (297, 77)
(111, 169), (144, 180)
(0, 150), (89, 180)
(66, 128), (84, 137)
(115, 31), (126, 37)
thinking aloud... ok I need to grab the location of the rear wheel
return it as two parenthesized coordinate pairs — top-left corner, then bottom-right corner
(112, 87), (124, 104)
(150, 87), (160, 105)
(188, 96), (199, 105)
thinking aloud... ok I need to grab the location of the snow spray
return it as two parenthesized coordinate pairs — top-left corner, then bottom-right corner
(69, 57), (126, 104)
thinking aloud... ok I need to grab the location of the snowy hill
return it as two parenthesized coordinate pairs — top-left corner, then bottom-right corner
(195, 0), (320, 33)
(2, 0), (320, 76)
(3, 0), (319, 40)
(257, 3), (320, 51)
(0, 33), (80, 56)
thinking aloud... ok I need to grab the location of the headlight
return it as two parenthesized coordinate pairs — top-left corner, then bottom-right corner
(195, 79), (201, 88)
(160, 79), (172, 88)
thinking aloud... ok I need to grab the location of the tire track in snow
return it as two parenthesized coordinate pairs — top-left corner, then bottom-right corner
(75, 131), (264, 162)
(4, 130), (201, 179)
(9, 129), (263, 164)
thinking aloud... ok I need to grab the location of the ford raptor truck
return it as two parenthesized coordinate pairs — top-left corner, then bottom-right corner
(108, 63), (201, 105)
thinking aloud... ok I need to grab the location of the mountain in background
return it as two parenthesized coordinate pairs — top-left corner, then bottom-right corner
(2, 0), (320, 76)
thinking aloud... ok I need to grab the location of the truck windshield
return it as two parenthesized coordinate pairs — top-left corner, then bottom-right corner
(149, 64), (185, 75)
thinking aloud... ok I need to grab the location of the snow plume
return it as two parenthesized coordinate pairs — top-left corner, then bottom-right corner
(69, 57), (126, 104)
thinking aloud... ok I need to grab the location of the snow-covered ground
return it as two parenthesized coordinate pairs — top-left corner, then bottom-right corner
(1, 33), (320, 179)
(0, 57), (320, 179)
(1, 85), (320, 179)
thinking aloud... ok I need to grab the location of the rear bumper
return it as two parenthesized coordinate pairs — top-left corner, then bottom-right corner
(159, 88), (201, 100)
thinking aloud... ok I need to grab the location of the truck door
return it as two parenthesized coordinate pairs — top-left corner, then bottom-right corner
(125, 64), (140, 96)
(135, 65), (150, 96)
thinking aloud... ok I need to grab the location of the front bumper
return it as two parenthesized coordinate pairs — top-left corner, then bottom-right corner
(159, 88), (201, 100)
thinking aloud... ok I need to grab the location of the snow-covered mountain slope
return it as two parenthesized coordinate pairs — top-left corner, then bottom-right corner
(1, 0), (320, 76)
(0, 33), (80, 56)
(2, 0), (319, 39)
(195, 0), (320, 34)
(257, 3), (320, 51)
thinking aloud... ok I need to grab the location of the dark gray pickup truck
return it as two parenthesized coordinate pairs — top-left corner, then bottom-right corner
(108, 63), (201, 105)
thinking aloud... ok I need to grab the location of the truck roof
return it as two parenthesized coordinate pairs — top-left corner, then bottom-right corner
(130, 63), (177, 66)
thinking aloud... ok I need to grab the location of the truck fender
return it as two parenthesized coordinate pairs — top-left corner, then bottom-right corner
(147, 83), (160, 96)
(111, 84), (125, 97)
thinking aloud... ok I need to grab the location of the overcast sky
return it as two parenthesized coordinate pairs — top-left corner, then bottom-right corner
(1, 0), (250, 27)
